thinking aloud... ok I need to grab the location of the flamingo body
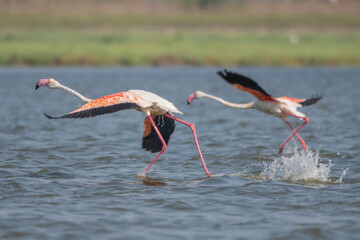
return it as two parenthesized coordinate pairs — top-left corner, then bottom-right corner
(45, 90), (182, 119)
(36, 78), (211, 177)
(188, 70), (322, 154)
(252, 97), (306, 120)
(128, 89), (183, 115)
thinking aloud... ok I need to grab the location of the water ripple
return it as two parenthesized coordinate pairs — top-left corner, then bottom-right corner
(1, 67), (359, 239)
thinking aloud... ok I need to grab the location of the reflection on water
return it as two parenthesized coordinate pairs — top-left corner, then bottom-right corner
(141, 179), (167, 186)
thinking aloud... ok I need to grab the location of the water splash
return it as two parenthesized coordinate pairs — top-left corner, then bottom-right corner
(335, 168), (348, 184)
(261, 150), (333, 182)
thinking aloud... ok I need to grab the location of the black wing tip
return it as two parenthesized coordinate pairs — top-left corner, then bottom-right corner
(301, 94), (323, 107)
(216, 69), (253, 84)
(216, 69), (229, 77)
(43, 112), (58, 119)
(216, 69), (271, 97)
(216, 69), (234, 83)
(314, 94), (323, 100)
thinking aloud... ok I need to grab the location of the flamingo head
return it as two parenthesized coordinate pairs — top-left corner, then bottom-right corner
(187, 91), (205, 105)
(35, 78), (60, 90)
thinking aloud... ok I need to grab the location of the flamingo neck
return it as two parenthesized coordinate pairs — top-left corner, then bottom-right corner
(198, 92), (254, 109)
(57, 83), (93, 103)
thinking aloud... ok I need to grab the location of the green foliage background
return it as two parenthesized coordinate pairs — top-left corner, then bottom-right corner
(1, 0), (359, 66)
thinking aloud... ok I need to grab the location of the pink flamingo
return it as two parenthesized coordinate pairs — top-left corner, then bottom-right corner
(187, 70), (322, 155)
(35, 78), (211, 177)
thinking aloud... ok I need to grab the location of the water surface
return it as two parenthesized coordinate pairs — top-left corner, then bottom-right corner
(1, 67), (359, 239)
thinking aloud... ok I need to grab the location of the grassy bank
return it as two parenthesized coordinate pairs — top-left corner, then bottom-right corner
(1, 30), (359, 66)
(1, 0), (359, 66)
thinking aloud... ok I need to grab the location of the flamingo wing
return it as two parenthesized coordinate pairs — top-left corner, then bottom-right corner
(278, 95), (322, 107)
(44, 92), (152, 119)
(217, 69), (277, 102)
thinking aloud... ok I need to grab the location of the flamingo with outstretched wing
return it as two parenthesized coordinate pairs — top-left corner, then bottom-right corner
(36, 78), (211, 177)
(187, 70), (322, 155)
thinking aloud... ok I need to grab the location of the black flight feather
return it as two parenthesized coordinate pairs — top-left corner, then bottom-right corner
(44, 102), (140, 119)
(142, 115), (175, 153)
(300, 95), (323, 107)
(217, 69), (271, 97)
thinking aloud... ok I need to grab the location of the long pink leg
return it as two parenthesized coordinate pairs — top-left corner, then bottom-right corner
(286, 121), (307, 151)
(164, 113), (212, 177)
(143, 115), (167, 174)
(279, 114), (309, 155)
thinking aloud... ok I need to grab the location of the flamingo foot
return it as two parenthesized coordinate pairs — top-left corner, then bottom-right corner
(300, 141), (308, 153)
(278, 146), (284, 155)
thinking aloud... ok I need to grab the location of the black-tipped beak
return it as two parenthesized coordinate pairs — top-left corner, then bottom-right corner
(187, 93), (195, 105)
(35, 79), (49, 90)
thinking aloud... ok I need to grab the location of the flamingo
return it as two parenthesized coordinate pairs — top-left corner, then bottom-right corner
(187, 70), (322, 155)
(35, 78), (211, 177)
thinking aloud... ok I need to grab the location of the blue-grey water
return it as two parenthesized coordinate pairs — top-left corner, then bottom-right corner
(1, 67), (359, 240)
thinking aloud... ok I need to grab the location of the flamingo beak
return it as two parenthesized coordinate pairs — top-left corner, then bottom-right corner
(187, 93), (196, 105)
(35, 79), (49, 89)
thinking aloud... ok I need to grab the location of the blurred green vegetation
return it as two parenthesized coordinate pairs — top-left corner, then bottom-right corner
(1, 12), (359, 29)
(0, 0), (359, 66)
(1, 30), (358, 66)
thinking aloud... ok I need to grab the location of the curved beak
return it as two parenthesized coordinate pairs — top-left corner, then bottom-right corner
(187, 93), (196, 105)
(35, 79), (49, 90)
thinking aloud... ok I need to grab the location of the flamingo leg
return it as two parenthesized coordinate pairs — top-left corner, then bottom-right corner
(279, 113), (309, 155)
(285, 121), (307, 151)
(143, 115), (167, 174)
(164, 113), (212, 177)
